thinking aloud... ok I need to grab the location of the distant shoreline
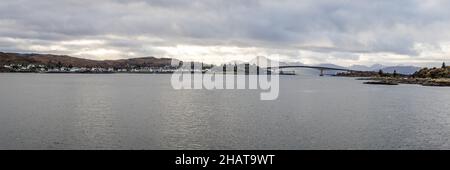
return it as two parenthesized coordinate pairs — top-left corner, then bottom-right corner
(0, 72), (274, 75)
(336, 65), (450, 87)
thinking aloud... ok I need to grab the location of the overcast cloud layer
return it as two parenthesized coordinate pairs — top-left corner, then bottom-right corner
(1, 0), (450, 66)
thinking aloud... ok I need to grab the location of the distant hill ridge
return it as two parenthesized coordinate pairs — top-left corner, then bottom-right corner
(1, 52), (423, 74)
(0, 52), (174, 68)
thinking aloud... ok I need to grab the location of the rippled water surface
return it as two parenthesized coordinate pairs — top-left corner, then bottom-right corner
(1, 73), (450, 149)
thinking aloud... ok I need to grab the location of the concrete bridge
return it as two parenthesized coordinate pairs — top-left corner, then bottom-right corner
(265, 65), (359, 76)
(187, 62), (361, 76)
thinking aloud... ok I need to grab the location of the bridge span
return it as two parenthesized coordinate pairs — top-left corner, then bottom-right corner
(265, 65), (360, 76)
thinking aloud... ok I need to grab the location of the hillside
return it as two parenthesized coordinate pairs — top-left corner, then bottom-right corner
(381, 66), (421, 75)
(413, 66), (450, 78)
(0, 52), (174, 68)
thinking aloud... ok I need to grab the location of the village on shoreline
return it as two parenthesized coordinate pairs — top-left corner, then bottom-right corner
(1, 63), (178, 74)
(1, 52), (449, 86)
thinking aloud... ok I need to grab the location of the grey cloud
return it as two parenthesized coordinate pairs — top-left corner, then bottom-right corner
(0, 0), (450, 63)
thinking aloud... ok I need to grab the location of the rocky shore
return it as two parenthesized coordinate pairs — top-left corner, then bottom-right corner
(357, 77), (450, 86)
(338, 64), (450, 86)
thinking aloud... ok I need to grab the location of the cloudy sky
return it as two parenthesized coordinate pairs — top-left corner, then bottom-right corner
(1, 0), (450, 66)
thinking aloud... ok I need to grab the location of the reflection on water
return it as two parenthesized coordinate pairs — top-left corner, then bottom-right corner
(0, 74), (450, 149)
(74, 84), (118, 149)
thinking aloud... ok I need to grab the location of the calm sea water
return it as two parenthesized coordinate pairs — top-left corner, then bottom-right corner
(0, 73), (450, 149)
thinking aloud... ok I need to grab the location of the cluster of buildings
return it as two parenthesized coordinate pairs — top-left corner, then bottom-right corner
(46, 67), (115, 73)
(3, 63), (273, 74)
(3, 64), (47, 72)
(2, 64), (177, 73)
